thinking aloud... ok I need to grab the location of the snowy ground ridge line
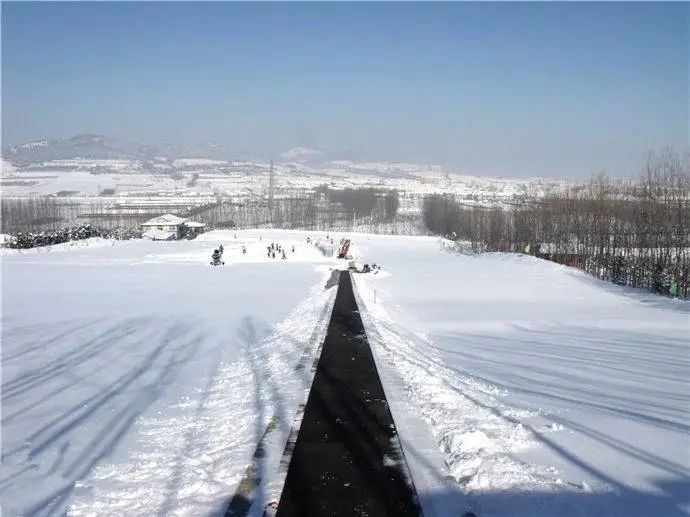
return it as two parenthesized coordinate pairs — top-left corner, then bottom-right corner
(226, 416), (280, 516)
(275, 280), (339, 486)
(224, 279), (338, 516)
(279, 285), (337, 474)
(351, 275), (475, 517)
(344, 273), (423, 513)
(349, 276), (427, 514)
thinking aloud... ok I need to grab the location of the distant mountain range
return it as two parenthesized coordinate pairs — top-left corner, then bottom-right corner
(2, 135), (445, 177)
(2, 134), (243, 165)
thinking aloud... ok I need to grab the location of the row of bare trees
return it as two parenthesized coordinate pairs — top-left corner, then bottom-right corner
(193, 187), (403, 233)
(423, 150), (690, 298)
(1, 187), (407, 241)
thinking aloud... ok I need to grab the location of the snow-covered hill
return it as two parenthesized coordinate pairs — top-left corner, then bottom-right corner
(279, 146), (323, 163)
(352, 235), (689, 517)
(2, 231), (686, 516)
(1, 135), (575, 203)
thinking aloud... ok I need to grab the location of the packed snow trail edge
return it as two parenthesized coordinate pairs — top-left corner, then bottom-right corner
(277, 270), (421, 516)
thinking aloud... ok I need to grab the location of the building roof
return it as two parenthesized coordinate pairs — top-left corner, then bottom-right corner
(184, 221), (206, 228)
(142, 229), (177, 241)
(141, 214), (187, 226)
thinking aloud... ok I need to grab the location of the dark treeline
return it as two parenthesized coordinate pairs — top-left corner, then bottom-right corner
(315, 186), (400, 220)
(195, 186), (403, 232)
(1, 186), (410, 242)
(5, 224), (142, 249)
(1, 197), (152, 234)
(423, 150), (690, 298)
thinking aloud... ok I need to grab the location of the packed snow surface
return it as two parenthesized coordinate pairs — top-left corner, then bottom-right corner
(1, 231), (338, 516)
(351, 235), (690, 517)
(2, 231), (688, 516)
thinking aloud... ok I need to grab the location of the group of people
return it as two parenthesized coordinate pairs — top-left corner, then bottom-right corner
(266, 242), (294, 260)
(212, 238), (302, 264)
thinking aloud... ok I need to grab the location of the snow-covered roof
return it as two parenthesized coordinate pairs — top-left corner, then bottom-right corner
(142, 229), (177, 241)
(141, 214), (187, 226)
(183, 221), (206, 228)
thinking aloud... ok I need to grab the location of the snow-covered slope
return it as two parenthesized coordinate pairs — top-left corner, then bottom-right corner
(2, 231), (686, 516)
(1, 231), (339, 516)
(351, 235), (689, 517)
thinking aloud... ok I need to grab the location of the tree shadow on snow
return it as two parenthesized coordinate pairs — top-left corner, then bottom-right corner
(1, 317), (204, 517)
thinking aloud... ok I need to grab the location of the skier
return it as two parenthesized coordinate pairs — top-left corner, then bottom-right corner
(282, 250), (286, 259)
(242, 245), (247, 254)
(219, 244), (224, 255)
(291, 245), (295, 253)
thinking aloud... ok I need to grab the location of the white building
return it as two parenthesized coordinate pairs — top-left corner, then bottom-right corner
(140, 214), (206, 241)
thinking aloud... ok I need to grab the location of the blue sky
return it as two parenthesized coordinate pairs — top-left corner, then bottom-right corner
(2, 1), (688, 178)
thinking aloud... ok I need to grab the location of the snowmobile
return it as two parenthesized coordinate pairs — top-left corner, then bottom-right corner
(210, 249), (225, 266)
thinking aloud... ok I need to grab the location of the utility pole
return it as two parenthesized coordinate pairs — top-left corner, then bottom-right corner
(268, 159), (274, 211)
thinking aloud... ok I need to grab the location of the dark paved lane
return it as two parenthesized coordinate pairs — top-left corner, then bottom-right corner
(277, 270), (420, 517)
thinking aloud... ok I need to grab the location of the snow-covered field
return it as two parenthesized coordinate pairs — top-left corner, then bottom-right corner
(1, 231), (339, 516)
(2, 231), (688, 516)
(1, 154), (567, 204)
(351, 236), (690, 517)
